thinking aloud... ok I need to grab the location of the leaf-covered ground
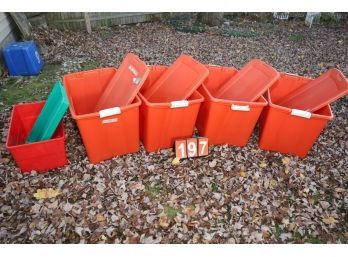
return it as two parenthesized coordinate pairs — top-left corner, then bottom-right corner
(0, 19), (347, 243)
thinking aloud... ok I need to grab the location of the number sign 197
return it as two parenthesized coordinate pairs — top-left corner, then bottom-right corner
(175, 137), (208, 159)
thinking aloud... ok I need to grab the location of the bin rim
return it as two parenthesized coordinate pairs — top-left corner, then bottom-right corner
(6, 101), (66, 149)
(206, 64), (239, 73)
(138, 90), (204, 109)
(267, 73), (334, 120)
(62, 67), (142, 120)
(69, 94), (142, 120)
(200, 84), (268, 107)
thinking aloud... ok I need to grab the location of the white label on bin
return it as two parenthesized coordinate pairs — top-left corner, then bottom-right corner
(170, 100), (189, 108)
(99, 107), (121, 118)
(291, 109), (311, 119)
(128, 65), (138, 76)
(231, 104), (250, 112)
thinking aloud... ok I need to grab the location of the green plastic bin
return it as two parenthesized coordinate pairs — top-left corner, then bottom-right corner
(26, 81), (69, 143)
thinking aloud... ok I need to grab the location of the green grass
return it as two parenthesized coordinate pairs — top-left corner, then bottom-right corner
(164, 204), (181, 219)
(288, 34), (304, 42)
(0, 64), (61, 112)
(145, 182), (163, 197)
(274, 224), (283, 238)
(223, 29), (258, 38)
(81, 60), (100, 71)
(211, 182), (219, 192)
(0, 61), (100, 112)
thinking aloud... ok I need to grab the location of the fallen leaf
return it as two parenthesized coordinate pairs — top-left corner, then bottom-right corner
(270, 179), (277, 189)
(182, 206), (195, 216)
(322, 216), (338, 225)
(75, 227), (83, 237)
(280, 233), (292, 242)
(96, 213), (105, 222)
(1, 158), (10, 164)
(259, 161), (267, 168)
(282, 157), (291, 165)
(63, 202), (73, 212)
(319, 201), (330, 210)
(159, 214), (170, 229)
(33, 188), (61, 200)
(172, 157), (180, 165)
(209, 159), (217, 168)
(239, 170), (246, 178)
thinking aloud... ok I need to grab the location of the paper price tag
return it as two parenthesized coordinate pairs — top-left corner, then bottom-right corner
(175, 137), (209, 159)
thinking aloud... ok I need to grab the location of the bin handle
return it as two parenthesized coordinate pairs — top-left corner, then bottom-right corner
(231, 104), (250, 112)
(99, 107), (121, 118)
(170, 100), (189, 108)
(291, 109), (311, 119)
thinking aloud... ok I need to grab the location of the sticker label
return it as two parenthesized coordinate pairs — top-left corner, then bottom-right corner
(99, 107), (121, 118)
(128, 65), (138, 76)
(231, 104), (250, 111)
(175, 137), (209, 159)
(291, 109), (311, 119)
(170, 100), (189, 108)
(133, 77), (141, 85)
(102, 118), (118, 124)
(186, 138), (198, 158)
(175, 140), (187, 159)
(198, 137), (209, 156)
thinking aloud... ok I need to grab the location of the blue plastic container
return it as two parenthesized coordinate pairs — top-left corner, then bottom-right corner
(2, 41), (44, 76)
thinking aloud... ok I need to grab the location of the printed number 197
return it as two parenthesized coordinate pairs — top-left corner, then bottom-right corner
(175, 137), (209, 159)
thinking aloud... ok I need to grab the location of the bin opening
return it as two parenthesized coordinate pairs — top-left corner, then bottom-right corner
(63, 68), (116, 116)
(142, 54), (209, 102)
(214, 59), (279, 102)
(270, 73), (311, 104)
(276, 68), (348, 112)
(204, 65), (238, 96)
(268, 73), (333, 118)
(140, 65), (204, 105)
(94, 53), (149, 111)
(7, 102), (64, 147)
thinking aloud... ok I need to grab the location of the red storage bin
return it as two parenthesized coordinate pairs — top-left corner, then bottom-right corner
(259, 73), (334, 158)
(196, 65), (268, 146)
(63, 68), (141, 163)
(6, 101), (67, 173)
(139, 65), (204, 152)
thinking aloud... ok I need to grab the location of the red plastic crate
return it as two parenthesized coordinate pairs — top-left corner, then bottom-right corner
(196, 65), (268, 146)
(63, 68), (141, 163)
(139, 65), (204, 152)
(6, 101), (67, 173)
(259, 73), (334, 158)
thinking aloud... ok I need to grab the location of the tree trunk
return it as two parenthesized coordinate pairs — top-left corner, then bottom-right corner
(197, 12), (224, 26)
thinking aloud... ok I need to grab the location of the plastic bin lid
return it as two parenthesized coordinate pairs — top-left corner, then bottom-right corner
(214, 59), (280, 102)
(278, 68), (348, 112)
(94, 53), (149, 111)
(143, 54), (209, 102)
(26, 81), (69, 143)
